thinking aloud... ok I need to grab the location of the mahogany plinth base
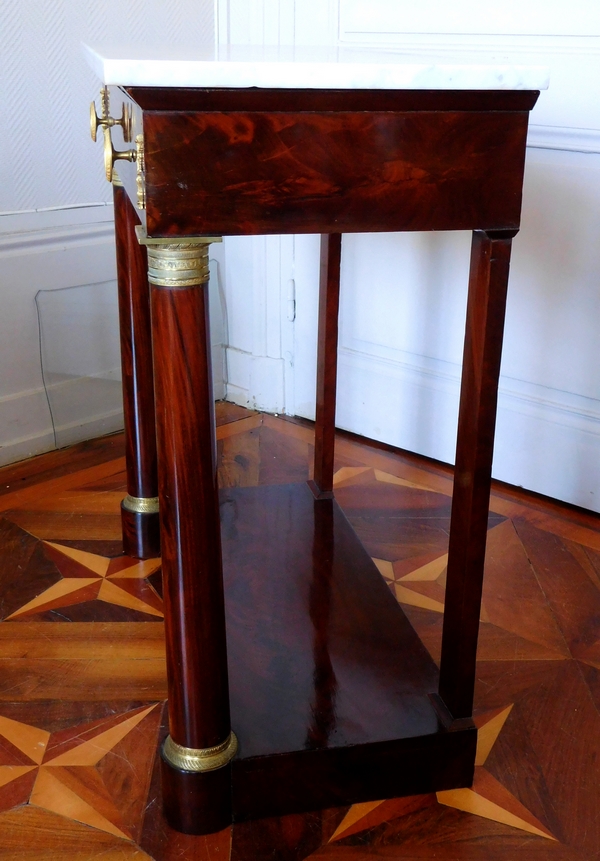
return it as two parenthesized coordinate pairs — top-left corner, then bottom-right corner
(121, 503), (160, 559)
(163, 482), (476, 832)
(160, 747), (232, 834)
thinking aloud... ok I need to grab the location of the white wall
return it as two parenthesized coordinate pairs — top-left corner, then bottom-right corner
(0, 0), (219, 464)
(218, 0), (600, 512)
(2, 0), (599, 512)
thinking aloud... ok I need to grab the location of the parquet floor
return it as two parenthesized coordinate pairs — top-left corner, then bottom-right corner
(0, 403), (599, 860)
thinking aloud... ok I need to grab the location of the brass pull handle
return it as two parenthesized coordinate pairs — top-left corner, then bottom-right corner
(90, 86), (133, 142)
(103, 127), (136, 183)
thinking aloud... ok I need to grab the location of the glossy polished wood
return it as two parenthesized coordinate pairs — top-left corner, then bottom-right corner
(142, 107), (531, 236)
(151, 282), (231, 748)
(127, 87), (540, 113)
(2, 411), (600, 857)
(121, 506), (159, 560)
(113, 185), (159, 558)
(439, 230), (516, 719)
(161, 752), (232, 835)
(313, 234), (342, 495)
(151, 280), (233, 830)
(220, 483), (474, 819)
(112, 83), (542, 835)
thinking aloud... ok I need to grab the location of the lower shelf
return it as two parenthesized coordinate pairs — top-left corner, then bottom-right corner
(217, 481), (475, 821)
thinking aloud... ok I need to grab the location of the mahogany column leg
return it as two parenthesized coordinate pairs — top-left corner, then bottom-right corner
(305, 496), (337, 750)
(312, 233), (342, 496)
(438, 229), (517, 721)
(112, 180), (159, 558)
(139, 232), (235, 835)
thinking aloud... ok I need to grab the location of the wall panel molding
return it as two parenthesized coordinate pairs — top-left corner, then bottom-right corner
(527, 125), (600, 154)
(0, 0), (215, 213)
(336, 344), (600, 513)
(0, 222), (116, 258)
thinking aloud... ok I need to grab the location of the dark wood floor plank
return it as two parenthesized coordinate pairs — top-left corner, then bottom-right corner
(4, 511), (123, 542)
(0, 659), (167, 701)
(513, 519), (600, 658)
(0, 434), (126, 499)
(0, 770), (37, 812)
(0, 408), (599, 858)
(512, 660), (600, 858)
(402, 605), (572, 666)
(479, 521), (569, 657)
(578, 662), (600, 717)
(217, 428), (260, 489)
(0, 521), (61, 621)
(307, 836), (583, 860)
(0, 460), (127, 515)
(0, 622), (164, 658)
(483, 694), (565, 843)
(216, 401), (259, 426)
(231, 810), (325, 861)
(0, 624), (166, 701)
(258, 425), (312, 485)
(0, 806), (153, 859)
(95, 705), (163, 844)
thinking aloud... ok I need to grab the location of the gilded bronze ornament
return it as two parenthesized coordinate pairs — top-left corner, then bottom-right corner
(122, 495), (160, 515)
(162, 733), (238, 773)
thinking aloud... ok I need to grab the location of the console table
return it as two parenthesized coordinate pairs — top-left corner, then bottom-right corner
(85, 44), (548, 835)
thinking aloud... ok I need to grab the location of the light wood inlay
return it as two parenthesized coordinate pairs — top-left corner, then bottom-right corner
(44, 543), (110, 576)
(0, 716), (50, 764)
(332, 466), (371, 486)
(374, 469), (430, 491)
(399, 554), (448, 582)
(437, 768), (556, 840)
(106, 559), (161, 579)
(6, 580), (100, 619)
(0, 805), (154, 859)
(97, 580), (163, 618)
(474, 705), (513, 766)
(47, 705), (157, 767)
(0, 766), (36, 789)
(372, 558), (394, 580)
(0, 406), (597, 856)
(30, 769), (131, 840)
(394, 582), (445, 613)
(328, 799), (384, 842)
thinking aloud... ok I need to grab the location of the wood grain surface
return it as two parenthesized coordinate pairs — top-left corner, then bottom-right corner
(439, 230), (516, 719)
(144, 110), (529, 236)
(0, 406), (597, 859)
(313, 235), (342, 495)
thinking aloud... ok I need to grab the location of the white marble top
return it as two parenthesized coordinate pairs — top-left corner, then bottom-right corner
(83, 44), (549, 91)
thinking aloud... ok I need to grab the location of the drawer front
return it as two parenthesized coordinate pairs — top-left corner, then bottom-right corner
(142, 109), (529, 236)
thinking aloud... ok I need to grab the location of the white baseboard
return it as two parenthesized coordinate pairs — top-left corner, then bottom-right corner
(212, 344), (226, 401)
(225, 348), (285, 412)
(0, 375), (124, 466)
(528, 125), (600, 154)
(331, 344), (600, 513)
(0, 429), (57, 468)
(0, 208), (227, 467)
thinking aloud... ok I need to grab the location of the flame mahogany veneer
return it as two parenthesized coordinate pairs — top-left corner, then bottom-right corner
(112, 85), (540, 834)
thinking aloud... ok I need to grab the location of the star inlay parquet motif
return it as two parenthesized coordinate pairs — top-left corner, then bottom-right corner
(324, 704), (555, 846)
(5, 542), (162, 620)
(0, 704), (160, 841)
(1, 413), (599, 859)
